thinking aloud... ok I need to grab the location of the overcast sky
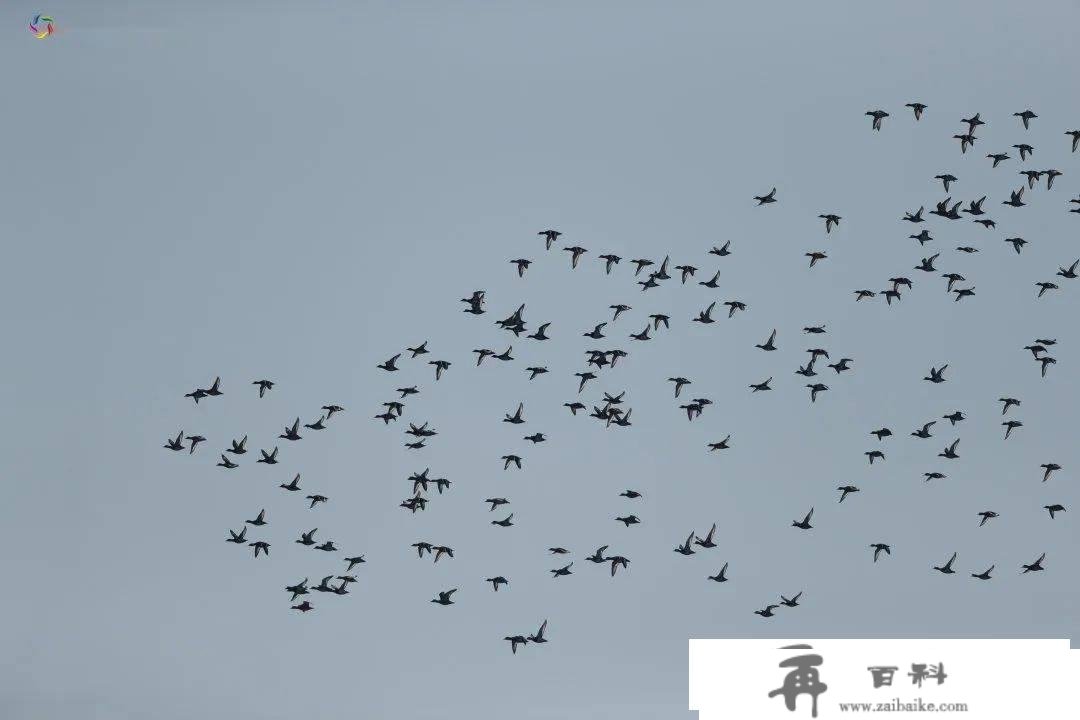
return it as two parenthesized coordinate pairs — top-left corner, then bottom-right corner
(2, 2), (1079, 719)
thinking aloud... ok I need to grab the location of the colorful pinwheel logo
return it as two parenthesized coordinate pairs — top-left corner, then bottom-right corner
(29, 14), (55, 39)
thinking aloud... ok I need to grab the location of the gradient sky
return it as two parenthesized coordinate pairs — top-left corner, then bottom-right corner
(3, 2), (1079, 719)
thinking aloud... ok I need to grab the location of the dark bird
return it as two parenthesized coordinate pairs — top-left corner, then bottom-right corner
(502, 455), (522, 470)
(164, 431), (184, 452)
(1002, 420), (1022, 439)
(820, 214), (841, 233)
(871, 428), (892, 441)
(828, 358), (853, 374)
(1068, 130), (1080, 153)
(807, 383), (828, 402)
(185, 388), (207, 404)
(1014, 109), (1037, 129)
(620, 490), (642, 499)
(563, 246), (587, 268)
(528, 323), (551, 341)
(934, 174), (956, 192)
(707, 435), (732, 451)
(1013, 143), (1034, 161)
(292, 601), (314, 612)
(866, 109), (888, 131)
(1021, 553), (1046, 574)
(675, 531), (697, 555)
(698, 270), (721, 288)
(429, 360), (451, 380)
(492, 514), (514, 527)
(837, 485), (860, 503)
(575, 372), (597, 393)
(510, 258), (531, 277)
(246, 509), (267, 527)
(280, 473), (301, 491)
(608, 556), (630, 576)
(933, 552), (957, 574)
(792, 508), (814, 530)
(286, 578), (309, 601)
(186, 435), (206, 455)
(870, 543), (891, 562)
(217, 454), (238, 469)
(505, 635), (528, 654)
(695, 523), (718, 549)
(1057, 260), (1079, 279)
(1003, 187), (1026, 207)
(504, 402), (525, 424)
(924, 365), (948, 383)
(599, 254), (621, 274)
(539, 229), (561, 250)
(977, 511), (999, 527)
(1005, 237), (1027, 255)
(755, 604), (780, 618)
(939, 439), (960, 459)
(615, 515), (640, 527)
(551, 562), (573, 578)
(583, 322), (607, 339)
(972, 565), (994, 580)
(528, 620), (549, 644)
(431, 589), (457, 605)
(954, 133), (976, 153)
(226, 527), (247, 544)
(707, 562), (729, 583)
(903, 206), (924, 223)
(709, 241), (732, 257)
(1040, 463), (1061, 483)
(907, 102), (926, 120)
(865, 450), (885, 464)
(750, 378), (772, 392)
(910, 230), (933, 245)
(344, 556), (366, 571)
(754, 187), (777, 205)
(780, 591), (802, 608)
(987, 153), (1009, 168)
(1036, 282), (1059, 298)
(407, 341), (429, 358)
(307, 494), (328, 509)
(487, 576), (509, 592)
(1021, 170), (1043, 189)
(279, 418), (302, 441)
(250, 541), (270, 558)
(253, 379), (274, 398)
(377, 354), (401, 372)
(1044, 504), (1066, 519)
(943, 411), (965, 425)
(1000, 397), (1021, 415)
(911, 421), (936, 439)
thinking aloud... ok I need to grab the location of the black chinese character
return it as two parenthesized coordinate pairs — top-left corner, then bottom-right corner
(769, 645), (828, 718)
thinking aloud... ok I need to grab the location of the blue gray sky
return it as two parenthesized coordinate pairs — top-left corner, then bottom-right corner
(2, 2), (1079, 718)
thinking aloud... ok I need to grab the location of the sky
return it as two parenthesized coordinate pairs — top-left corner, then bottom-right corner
(2, 2), (1079, 718)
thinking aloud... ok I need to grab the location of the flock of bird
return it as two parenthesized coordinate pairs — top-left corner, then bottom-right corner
(165, 105), (1075, 651)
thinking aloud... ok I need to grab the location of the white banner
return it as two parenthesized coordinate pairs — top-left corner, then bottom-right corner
(690, 639), (1079, 719)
